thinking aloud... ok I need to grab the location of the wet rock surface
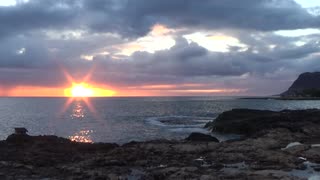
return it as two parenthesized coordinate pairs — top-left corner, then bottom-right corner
(185, 132), (219, 142)
(0, 109), (320, 179)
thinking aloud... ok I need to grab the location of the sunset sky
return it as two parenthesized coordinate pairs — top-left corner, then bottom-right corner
(0, 0), (320, 96)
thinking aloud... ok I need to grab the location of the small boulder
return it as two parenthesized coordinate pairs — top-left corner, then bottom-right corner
(185, 133), (219, 142)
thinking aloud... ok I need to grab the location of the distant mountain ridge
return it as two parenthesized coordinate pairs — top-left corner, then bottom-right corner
(281, 72), (320, 97)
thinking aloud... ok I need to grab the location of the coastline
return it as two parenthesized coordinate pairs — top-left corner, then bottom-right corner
(1, 109), (320, 179)
(240, 96), (320, 100)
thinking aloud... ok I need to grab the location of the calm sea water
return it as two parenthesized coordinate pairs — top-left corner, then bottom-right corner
(1, 97), (320, 144)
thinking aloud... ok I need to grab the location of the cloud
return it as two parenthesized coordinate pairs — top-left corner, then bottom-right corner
(0, 0), (80, 39)
(0, 0), (320, 95)
(1, 0), (320, 39)
(83, 0), (320, 36)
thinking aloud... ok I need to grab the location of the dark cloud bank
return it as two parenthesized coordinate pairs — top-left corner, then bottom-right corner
(0, 0), (320, 95)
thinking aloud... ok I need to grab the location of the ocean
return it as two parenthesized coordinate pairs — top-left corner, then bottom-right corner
(1, 96), (320, 144)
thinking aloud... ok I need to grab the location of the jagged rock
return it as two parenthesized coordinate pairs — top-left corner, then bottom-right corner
(282, 143), (310, 155)
(200, 175), (214, 180)
(172, 143), (208, 153)
(302, 147), (320, 163)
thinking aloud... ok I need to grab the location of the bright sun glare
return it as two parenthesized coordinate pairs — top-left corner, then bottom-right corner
(64, 83), (115, 97)
(71, 83), (94, 97)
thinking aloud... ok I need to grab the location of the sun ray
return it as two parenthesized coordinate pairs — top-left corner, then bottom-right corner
(59, 97), (75, 115)
(82, 64), (96, 83)
(59, 65), (75, 84)
(82, 97), (101, 120)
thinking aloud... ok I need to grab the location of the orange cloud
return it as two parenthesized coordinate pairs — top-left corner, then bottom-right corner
(129, 84), (204, 90)
(2, 83), (116, 97)
(150, 24), (174, 36)
(114, 24), (175, 56)
(5, 86), (64, 97)
(169, 89), (247, 93)
(116, 84), (247, 96)
(1, 83), (246, 97)
(115, 43), (144, 56)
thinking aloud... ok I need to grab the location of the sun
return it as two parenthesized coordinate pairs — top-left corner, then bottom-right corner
(64, 83), (116, 97)
(70, 83), (94, 97)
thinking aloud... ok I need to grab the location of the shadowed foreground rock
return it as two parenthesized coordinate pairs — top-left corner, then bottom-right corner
(0, 109), (320, 179)
(185, 132), (219, 142)
(205, 108), (320, 139)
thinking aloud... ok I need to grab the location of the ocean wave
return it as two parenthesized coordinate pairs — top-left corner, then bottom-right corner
(145, 115), (214, 128)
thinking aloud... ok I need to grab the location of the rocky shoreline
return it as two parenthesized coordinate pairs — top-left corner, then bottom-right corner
(1, 109), (320, 179)
(240, 96), (320, 100)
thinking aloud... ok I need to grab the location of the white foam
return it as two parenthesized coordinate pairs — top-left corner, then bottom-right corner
(169, 127), (209, 134)
(311, 144), (320, 148)
(309, 175), (320, 180)
(145, 116), (214, 128)
(281, 142), (303, 150)
(145, 117), (166, 127)
(289, 161), (320, 179)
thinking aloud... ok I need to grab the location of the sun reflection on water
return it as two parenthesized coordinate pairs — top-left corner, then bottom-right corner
(61, 97), (101, 121)
(71, 100), (85, 119)
(69, 130), (93, 143)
